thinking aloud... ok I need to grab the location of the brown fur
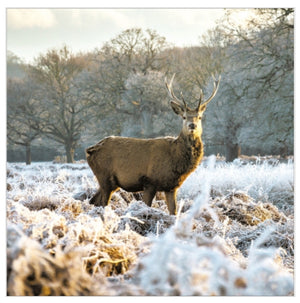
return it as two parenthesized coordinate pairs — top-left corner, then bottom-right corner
(86, 75), (220, 215)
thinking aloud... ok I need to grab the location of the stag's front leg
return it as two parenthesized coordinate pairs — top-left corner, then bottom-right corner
(165, 190), (177, 215)
(143, 185), (156, 207)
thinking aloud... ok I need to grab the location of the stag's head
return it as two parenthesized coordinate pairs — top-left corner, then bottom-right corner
(165, 74), (221, 137)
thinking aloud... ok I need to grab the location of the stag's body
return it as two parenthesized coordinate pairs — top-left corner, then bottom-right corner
(86, 74), (220, 215)
(86, 133), (203, 214)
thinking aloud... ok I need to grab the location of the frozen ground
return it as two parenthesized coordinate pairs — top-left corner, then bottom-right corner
(6, 156), (294, 295)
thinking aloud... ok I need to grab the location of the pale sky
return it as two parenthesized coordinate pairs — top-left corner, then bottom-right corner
(7, 8), (226, 63)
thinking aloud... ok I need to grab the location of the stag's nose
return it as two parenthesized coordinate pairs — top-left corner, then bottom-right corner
(189, 123), (196, 130)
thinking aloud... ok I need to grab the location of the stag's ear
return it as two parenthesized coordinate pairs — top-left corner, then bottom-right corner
(170, 101), (185, 116)
(198, 104), (207, 113)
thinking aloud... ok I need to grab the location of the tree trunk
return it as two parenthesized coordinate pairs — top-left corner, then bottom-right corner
(141, 106), (152, 137)
(65, 145), (75, 163)
(25, 144), (31, 165)
(225, 143), (241, 162)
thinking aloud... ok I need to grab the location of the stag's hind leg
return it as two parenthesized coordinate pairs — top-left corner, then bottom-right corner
(90, 177), (118, 207)
(90, 189), (102, 206)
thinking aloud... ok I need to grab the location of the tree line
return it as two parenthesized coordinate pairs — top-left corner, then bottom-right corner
(7, 9), (294, 164)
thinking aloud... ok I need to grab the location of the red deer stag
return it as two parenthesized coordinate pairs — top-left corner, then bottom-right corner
(86, 74), (221, 215)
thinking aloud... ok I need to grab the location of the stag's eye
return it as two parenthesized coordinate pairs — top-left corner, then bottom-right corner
(183, 116), (186, 120)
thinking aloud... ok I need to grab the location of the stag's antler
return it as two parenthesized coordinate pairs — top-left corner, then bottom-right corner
(197, 75), (221, 110)
(165, 74), (187, 109)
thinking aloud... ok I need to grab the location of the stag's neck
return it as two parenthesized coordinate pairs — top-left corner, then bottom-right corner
(174, 132), (204, 174)
(179, 132), (202, 148)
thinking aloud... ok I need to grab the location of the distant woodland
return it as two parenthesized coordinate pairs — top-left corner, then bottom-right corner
(7, 9), (294, 164)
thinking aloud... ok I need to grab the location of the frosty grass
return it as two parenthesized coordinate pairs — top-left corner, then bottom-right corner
(6, 156), (294, 295)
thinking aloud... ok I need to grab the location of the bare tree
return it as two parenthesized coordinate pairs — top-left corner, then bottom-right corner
(31, 46), (89, 162)
(122, 71), (172, 137)
(7, 77), (44, 164)
(106, 28), (169, 73)
(84, 28), (170, 140)
(219, 9), (293, 93)
(203, 8), (294, 160)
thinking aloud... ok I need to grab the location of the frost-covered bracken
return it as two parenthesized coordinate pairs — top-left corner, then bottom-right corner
(6, 157), (294, 295)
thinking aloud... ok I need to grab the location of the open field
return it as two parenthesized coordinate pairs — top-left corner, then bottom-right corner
(6, 156), (294, 295)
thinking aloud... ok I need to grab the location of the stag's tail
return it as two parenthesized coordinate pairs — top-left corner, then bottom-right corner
(85, 140), (106, 162)
(85, 146), (96, 158)
(86, 138), (111, 160)
(85, 145), (101, 164)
